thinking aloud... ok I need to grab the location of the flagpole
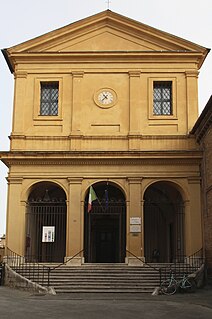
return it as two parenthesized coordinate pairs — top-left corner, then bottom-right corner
(88, 208), (91, 262)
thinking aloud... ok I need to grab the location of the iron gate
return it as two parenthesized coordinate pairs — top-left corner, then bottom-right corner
(144, 200), (185, 263)
(25, 202), (67, 263)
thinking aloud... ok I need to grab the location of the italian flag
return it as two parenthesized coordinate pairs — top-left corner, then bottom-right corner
(88, 186), (97, 212)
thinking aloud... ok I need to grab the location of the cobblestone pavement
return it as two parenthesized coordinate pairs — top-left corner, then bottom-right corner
(0, 286), (212, 319)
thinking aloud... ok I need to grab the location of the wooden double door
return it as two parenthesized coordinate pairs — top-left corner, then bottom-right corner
(85, 211), (126, 263)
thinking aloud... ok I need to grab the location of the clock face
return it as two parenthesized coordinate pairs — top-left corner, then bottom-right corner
(94, 88), (117, 108)
(98, 91), (114, 105)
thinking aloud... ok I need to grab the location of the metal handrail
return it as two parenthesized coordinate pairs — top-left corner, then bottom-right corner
(5, 247), (84, 287)
(5, 247), (50, 286)
(126, 249), (161, 272)
(5, 247), (204, 288)
(126, 249), (162, 285)
(50, 249), (84, 271)
(126, 248), (205, 285)
(0, 262), (4, 286)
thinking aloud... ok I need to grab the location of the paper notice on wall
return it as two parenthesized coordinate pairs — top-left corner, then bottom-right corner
(42, 226), (55, 242)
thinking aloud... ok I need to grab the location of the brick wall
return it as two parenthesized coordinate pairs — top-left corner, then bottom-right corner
(192, 96), (212, 274)
(204, 129), (212, 273)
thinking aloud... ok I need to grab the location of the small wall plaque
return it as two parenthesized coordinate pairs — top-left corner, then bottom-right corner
(130, 225), (141, 233)
(130, 217), (141, 225)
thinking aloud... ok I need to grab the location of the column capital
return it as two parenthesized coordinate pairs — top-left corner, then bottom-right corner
(127, 177), (143, 184)
(128, 70), (141, 77)
(185, 70), (199, 78)
(67, 177), (83, 185)
(6, 177), (23, 184)
(188, 177), (201, 184)
(14, 71), (28, 79)
(72, 71), (84, 78)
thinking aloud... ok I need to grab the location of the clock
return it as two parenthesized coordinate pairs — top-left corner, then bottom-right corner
(94, 88), (117, 108)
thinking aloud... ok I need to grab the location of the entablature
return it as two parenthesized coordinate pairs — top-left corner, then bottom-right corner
(0, 149), (202, 168)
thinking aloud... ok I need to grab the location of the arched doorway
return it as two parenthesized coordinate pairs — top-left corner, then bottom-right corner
(25, 182), (67, 262)
(144, 181), (185, 263)
(84, 182), (126, 263)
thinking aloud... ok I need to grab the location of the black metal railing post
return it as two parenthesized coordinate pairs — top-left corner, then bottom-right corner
(47, 267), (50, 287)
(0, 263), (3, 286)
(159, 268), (162, 286)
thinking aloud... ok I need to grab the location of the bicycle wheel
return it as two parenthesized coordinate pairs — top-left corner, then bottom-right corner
(161, 280), (177, 295)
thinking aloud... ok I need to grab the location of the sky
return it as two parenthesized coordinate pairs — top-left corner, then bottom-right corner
(0, 0), (211, 237)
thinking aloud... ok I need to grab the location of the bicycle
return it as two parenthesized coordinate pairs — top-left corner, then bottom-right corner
(160, 272), (196, 295)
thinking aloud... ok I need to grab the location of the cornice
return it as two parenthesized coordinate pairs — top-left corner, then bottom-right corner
(0, 151), (202, 167)
(9, 133), (196, 141)
(0, 149), (202, 158)
(10, 51), (204, 64)
(7, 52), (205, 75)
(2, 160), (202, 166)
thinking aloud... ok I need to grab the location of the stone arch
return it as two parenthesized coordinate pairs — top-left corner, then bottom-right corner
(143, 180), (185, 263)
(25, 181), (67, 263)
(84, 181), (126, 263)
(21, 179), (68, 202)
(84, 179), (127, 202)
(143, 179), (188, 203)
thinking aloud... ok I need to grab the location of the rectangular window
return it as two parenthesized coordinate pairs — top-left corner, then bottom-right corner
(153, 81), (172, 115)
(40, 82), (59, 116)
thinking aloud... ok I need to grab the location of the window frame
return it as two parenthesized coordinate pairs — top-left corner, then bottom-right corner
(148, 77), (177, 120)
(33, 77), (63, 122)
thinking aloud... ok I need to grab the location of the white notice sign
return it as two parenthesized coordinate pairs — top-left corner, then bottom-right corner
(130, 217), (141, 225)
(42, 226), (55, 242)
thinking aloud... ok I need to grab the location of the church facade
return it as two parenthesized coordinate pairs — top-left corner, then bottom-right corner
(1, 11), (209, 265)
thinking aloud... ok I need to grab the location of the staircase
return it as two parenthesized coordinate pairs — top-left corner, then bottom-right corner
(14, 263), (161, 293)
(7, 248), (204, 293)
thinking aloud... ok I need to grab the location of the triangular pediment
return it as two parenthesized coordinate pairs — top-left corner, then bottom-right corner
(7, 10), (207, 54)
(46, 28), (167, 52)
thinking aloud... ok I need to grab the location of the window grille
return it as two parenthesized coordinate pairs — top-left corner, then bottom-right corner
(153, 81), (172, 115)
(40, 82), (59, 116)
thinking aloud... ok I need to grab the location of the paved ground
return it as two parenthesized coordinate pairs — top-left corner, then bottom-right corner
(0, 286), (212, 319)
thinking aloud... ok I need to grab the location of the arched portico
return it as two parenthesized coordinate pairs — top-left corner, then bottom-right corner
(144, 181), (185, 263)
(84, 182), (126, 263)
(25, 181), (67, 262)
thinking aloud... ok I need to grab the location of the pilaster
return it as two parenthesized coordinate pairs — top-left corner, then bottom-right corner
(12, 71), (27, 135)
(127, 177), (143, 258)
(69, 72), (84, 150)
(128, 71), (141, 150)
(71, 71), (84, 134)
(67, 178), (83, 259)
(185, 71), (199, 132)
(6, 177), (23, 254)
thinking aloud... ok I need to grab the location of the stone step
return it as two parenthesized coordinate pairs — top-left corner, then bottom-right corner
(51, 277), (159, 282)
(12, 262), (197, 294)
(54, 283), (157, 287)
(55, 288), (154, 293)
